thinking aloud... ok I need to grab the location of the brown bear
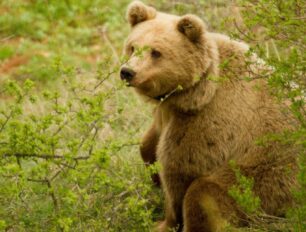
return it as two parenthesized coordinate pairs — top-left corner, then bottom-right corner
(120, 1), (298, 231)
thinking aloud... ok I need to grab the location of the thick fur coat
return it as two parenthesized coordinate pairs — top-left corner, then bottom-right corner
(120, 1), (298, 231)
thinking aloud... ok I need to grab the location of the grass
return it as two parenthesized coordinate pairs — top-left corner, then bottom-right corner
(0, 0), (129, 84)
(0, 1), (156, 231)
(0, 0), (304, 231)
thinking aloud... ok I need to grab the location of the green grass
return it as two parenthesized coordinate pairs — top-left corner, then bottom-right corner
(0, 0), (305, 231)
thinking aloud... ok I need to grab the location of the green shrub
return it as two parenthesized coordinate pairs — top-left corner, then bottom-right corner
(0, 0), (304, 231)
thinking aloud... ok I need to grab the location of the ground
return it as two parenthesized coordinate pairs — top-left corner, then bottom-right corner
(0, 1), (304, 231)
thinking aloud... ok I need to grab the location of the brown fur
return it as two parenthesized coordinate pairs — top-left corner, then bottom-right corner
(122, 1), (298, 231)
(140, 121), (161, 186)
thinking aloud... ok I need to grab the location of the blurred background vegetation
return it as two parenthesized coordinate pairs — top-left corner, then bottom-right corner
(0, 0), (305, 231)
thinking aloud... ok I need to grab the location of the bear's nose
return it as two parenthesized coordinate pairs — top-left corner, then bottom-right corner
(120, 67), (136, 82)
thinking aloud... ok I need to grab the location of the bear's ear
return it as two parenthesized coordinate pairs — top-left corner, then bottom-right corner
(177, 14), (206, 42)
(126, 1), (157, 27)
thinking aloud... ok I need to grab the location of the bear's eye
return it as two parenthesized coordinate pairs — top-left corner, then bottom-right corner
(151, 49), (162, 59)
(130, 46), (135, 54)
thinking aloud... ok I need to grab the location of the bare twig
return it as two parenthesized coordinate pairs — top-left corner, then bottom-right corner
(46, 178), (59, 211)
(0, 111), (13, 133)
(27, 178), (48, 183)
(2, 142), (139, 161)
(98, 25), (120, 64)
(3, 153), (90, 160)
(0, 35), (15, 42)
(93, 70), (116, 91)
(233, 19), (260, 42)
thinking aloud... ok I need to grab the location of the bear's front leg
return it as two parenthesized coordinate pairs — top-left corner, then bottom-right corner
(158, 173), (195, 232)
(156, 193), (181, 232)
(140, 123), (161, 186)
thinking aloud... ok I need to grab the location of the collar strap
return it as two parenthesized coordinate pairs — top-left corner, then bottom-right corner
(154, 93), (168, 101)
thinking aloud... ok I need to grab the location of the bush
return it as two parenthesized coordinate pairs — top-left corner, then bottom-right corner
(0, 0), (304, 231)
(229, 0), (305, 230)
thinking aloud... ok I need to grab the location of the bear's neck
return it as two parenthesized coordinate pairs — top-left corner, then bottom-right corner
(161, 37), (220, 114)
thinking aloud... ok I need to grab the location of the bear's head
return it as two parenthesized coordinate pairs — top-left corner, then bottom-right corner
(121, 1), (219, 112)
